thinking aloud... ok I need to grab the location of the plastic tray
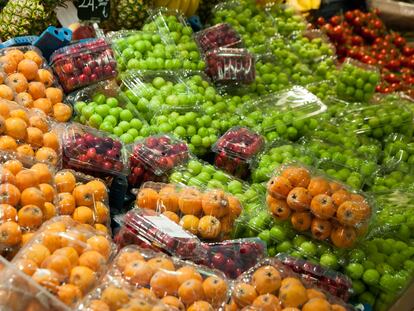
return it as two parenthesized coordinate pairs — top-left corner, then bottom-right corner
(266, 162), (374, 249)
(11, 216), (116, 307)
(194, 23), (243, 54)
(61, 123), (128, 178)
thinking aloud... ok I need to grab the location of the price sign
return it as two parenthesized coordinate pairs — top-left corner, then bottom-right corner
(76, 0), (110, 20)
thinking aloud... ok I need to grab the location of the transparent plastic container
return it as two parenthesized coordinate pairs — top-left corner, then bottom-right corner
(133, 181), (243, 241)
(0, 99), (62, 167)
(194, 23), (243, 54)
(61, 123), (128, 178)
(54, 169), (111, 234)
(0, 150), (57, 259)
(212, 127), (265, 179)
(50, 38), (117, 92)
(381, 133), (414, 172)
(127, 134), (190, 188)
(81, 245), (230, 310)
(231, 257), (352, 310)
(266, 162), (374, 249)
(205, 48), (256, 86)
(11, 216), (116, 307)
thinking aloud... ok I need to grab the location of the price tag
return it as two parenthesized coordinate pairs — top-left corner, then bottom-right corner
(146, 216), (193, 239)
(76, 0), (110, 20)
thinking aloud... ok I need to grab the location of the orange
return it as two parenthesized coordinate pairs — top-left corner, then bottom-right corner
(33, 98), (53, 114)
(6, 72), (28, 93)
(32, 269), (60, 294)
(94, 223), (108, 234)
(21, 187), (46, 207)
(35, 147), (59, 165)
(39, 183), (55, 202)
(228, 195), (242, 218)
(310, 218), (332, 240)
(15, 92), (34, 108)
(86, 235), (112, 259)
(69, 265), (96, 294)
(10, 108), (29, 124)
(136, 287), (157, 299)
(202, 276), (227, 304)
(147, 256), (175, 271)
(101, 286), (129, 311)
(53, 247), (79, 268)
(55, 170), (76, 193)
(291, 212), (312, 232)
(29, 114), (48, 132)
(286, 187), (312, 211)
(252, 265), (282, 295)
(123, 260), (155, 286)
(16, 144), (35, 157)
(307, 177), (331, 196)
(17, 59), (39, 80)
(158, 185), (179, 212)
(42, 131), (59, 151)
(162, 211), (179, 223)
(127, 298), (153, 311)
(21, 232), (35, 245)
(72, 206), (94, 224)
(176, 265), (203, 284)
(201, 189), (229, 218)
(6, 49), (25, 64)
(331, 304), (347, 311)
(252, 294), (282, 311)
(17, 204), (43, 229)
(5, 117), (27, 140)
(150, 270), (180, 298)
(267, 176), (293, 199)
(278, 283), (308, 308)
(136, 188), (159, 210)
(24, 51), (43, 67)
(310, 194), (335, 220)
(86, 179), (107, 201)
(233, 283), (258, 307)
(45, 87), (63, 105)
(57, 284), (82, 306)
(42, 231), (61, 253)
(0, 167), (16, 184)
(60, 230), (87, 255)
(3, 159), (23, 174)
(52, 102), (72, 122)
(22, 243), (50, 266)
(0, 84), (14, 100)
(178, 188), (203, 215)
(198, 215), (221, 239)
(268, 199), (291, 221)
(15, 258), (38, 276)
(41, 254), (72, 279)
(0, 135), (17, 150)
(56, 192), (76, 215)
(26, 126), (43, 147)
(0, 56), (17, 75)
(87, 299), (111, 311)
(179, 215), (200, 235)
(73, 184), (94, 207)
(306, 288), (326, 300)
(302, 298), (331, 311)
(95, 201), (109, 224)
(161, 296), (185, 310)
(116, 250), (144, 271)
(79, 250), (106, 272)
(28, 81), (46, 100)
(31, 163), (53, 184)
(0, 99), (10, 117)
(36, 69), (54, 87)
(281, 166), (311, 188)
(42, 202), (56, 220)
(187, 301), (214, 311)
(0, 203), (17, 221)
(336, 201), (370, 226)
(0, 221), (21, 246)
(0, 183), (20, 205)
(0, 115), (4, 134)
(332, 190), (351, 207)
(330, 225), (356, 248)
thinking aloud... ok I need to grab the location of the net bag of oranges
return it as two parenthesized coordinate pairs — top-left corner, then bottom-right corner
(229, 257), (353, 310)
(0, 99), (61, 167)
(54, 169), (111, 234)
(266, 162), (374, 249)
(0, 151), (57, 259)
(135, 182), (243, 241)
(76, 245), (230, 311)
(9, 216), (116, 308)
(0, 46), (72, 122)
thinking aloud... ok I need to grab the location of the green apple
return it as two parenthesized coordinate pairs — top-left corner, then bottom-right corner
(106, 97), (119, 108)
(130, 118), (143, 130)
(99, 122), (114, 133)
(119, 121), (131, 132)
(93, 93), (106, 105)
(95, 104), (110, 118)
(89, 114), (103, 128)
(104, 115), (117, 126)
(82, 106), (95, 119)
(74, 101), (86, 114)
(120, 133), (134, 144)
(120, 109), (134, 122)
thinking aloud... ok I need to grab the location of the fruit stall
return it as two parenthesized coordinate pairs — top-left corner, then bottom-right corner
(0, 0), (413, 310)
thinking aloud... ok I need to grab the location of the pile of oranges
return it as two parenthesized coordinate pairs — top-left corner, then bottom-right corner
(11, 216), (114, 307)
(55, 170), (110, 234)
(83, 245), (229, 311)
(266, 165), (372, 248)
(0, 48), (72, 122)
(136, 182), (243, 240)
(0, 99), (60, 166)
(229, 259), (348, 311)
(0, 156), (56, 258)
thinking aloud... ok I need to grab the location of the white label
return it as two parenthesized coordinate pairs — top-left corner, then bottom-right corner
(146, 216), (193, 239)
(55, 1), (79, 28)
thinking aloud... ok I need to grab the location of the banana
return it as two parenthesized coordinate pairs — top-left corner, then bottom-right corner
(167, 0), (182, 11)
(179, 0), (191, 16)
(186, 0), (199, 17)
(310, 0), (321, 10)
(154, 0), (170, 7)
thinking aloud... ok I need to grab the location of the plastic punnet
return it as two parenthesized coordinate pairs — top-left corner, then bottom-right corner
(50, 38), (117, 92)
(61, 122), (128, 178)
(11, 216), (116, 307)
(266, 162), (375, 249)
(194, 23), (243, 54)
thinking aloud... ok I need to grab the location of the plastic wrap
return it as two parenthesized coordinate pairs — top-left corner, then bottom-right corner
(11, 216), (116, 307)
(50, 39), (117, 92)
(194, 23), (244, 54)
